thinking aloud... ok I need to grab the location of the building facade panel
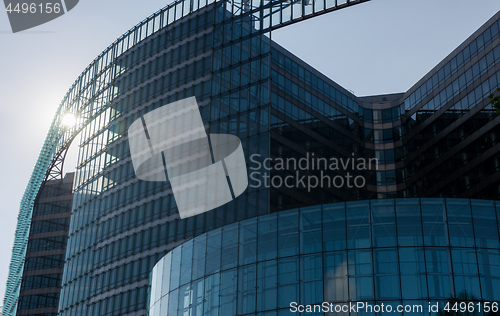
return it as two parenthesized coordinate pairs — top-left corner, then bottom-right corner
(5, 0), (500, 315)
(149, 198), (500, 316)
(16, 173), (74, 316)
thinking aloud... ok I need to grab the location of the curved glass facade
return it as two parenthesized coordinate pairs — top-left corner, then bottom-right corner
(5, 0), (500, 315)
(149, 198), (500, 316)
(3, 0), (369, 314)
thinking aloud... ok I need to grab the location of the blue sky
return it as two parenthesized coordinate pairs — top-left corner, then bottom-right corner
(0, 0), (499, 301)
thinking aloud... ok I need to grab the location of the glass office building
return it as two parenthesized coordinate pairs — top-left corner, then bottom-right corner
(4, 0), (500, 315)
(149, 198), (500, 316)
(16, 173), (74, 316)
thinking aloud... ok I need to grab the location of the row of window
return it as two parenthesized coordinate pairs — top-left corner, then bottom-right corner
(272, 68), (358, 118)
(25, 255), (65, 271)
(115, 34), (213, 94)
(402, 71), (500, 181)
(93, 187), (267, 270)
(213, 35), (269, 71)
(27, 236), (67, 253)
(59, 4), (264, 316)
(37, 182), (72, 199)
(72, 127), (269, 243)
(20, 274), (62, 291)
(405, 131), (500, 198)
(151, 249), (500, 316)
(406, 45), (500, 133)
(74, 80), (212, 196)
(116, 11), (214, 75)
(18, 292), (59, 310)
(405, 17), (500, 110)
(358, 105), (406, 124)
(148, 199), (500, 316)
(210, 85), (269, 122)
(271, 48), (358, 114)
(30, 218), (69, 234)
(214, 64), (268, 99)
(33, 200), (72, 217)
(272, 85), (347, 122)
(62, 189), (269, 297)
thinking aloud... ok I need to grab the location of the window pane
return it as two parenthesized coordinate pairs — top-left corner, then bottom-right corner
(278, 257), (299, 308)
(239, 218), (257, 265)
(324, 251), (348, 303)
(278, 211), (299, 257)
(399, 248), (427, 299)
(301, 254), (323, 305)
(323, 204), (346, 251)
(371, 200), (396, 247)
(477, 249), (500, 301)
(348, 250), (373, 301)
(447, 200), (474, 247)
(257, 261), (277, 311)
(300, 207), (322, 254)
(374, 249), (400, 299)
(346, 202), (371, 249)
(396, 199), (423, 246)
(421, 199), (446, 247)
(425, 248), (453, 298)
(258, 214), (277, 261)
(472, 200), (499, 249)
(452, 249), (481, 299)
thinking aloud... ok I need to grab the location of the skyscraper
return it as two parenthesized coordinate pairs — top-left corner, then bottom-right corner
(16, 173), (74, 316)
(4, 1), (500, 315)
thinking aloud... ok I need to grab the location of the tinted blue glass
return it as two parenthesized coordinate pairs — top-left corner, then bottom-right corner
(301, 254), (323, 304)
(149, 198), (500, 316)
(191, 278), (204, 316)
(396, 199), (423, 246)
(471, 200), (499, 249)
(477, 249), (500, 301)
(238, 265), (256, 315)
(452, 248), (481, 299)
(348, 250), (373, 300)
(170, 247), (182, 291)
(239, 218), (257, 265)
(220, 269), (237, 316)
(323, 204), (346, 251)
(371, 200), (397, 247)
(180, 241), (193, 286)
(278, 257), (299, 308)
(399, 248), (427, 299)
(177, 283), (190, 316)
(446, 200), (474, 247)
(346, 201), (371, 249)
(324, 251), (348, 303)
(425, 248), (453, 298)
(257, 214), (278, 261)
(374, 249), (400, 299)
(300, 207), (322, 254)
(221, 223), (238, 270)
(203, 273), (220, 316)
(278, 211), (299, 257)
(192, 235), (206, 281)
(205, 229), (222, 275)
(421, 199), (447, 247)
(168, 289), (179, 316)
(256, 261), (277, 311)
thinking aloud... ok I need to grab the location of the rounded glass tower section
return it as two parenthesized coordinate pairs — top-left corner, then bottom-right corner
(58, 3), (272, 315)
(149, 198), (500, 316)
